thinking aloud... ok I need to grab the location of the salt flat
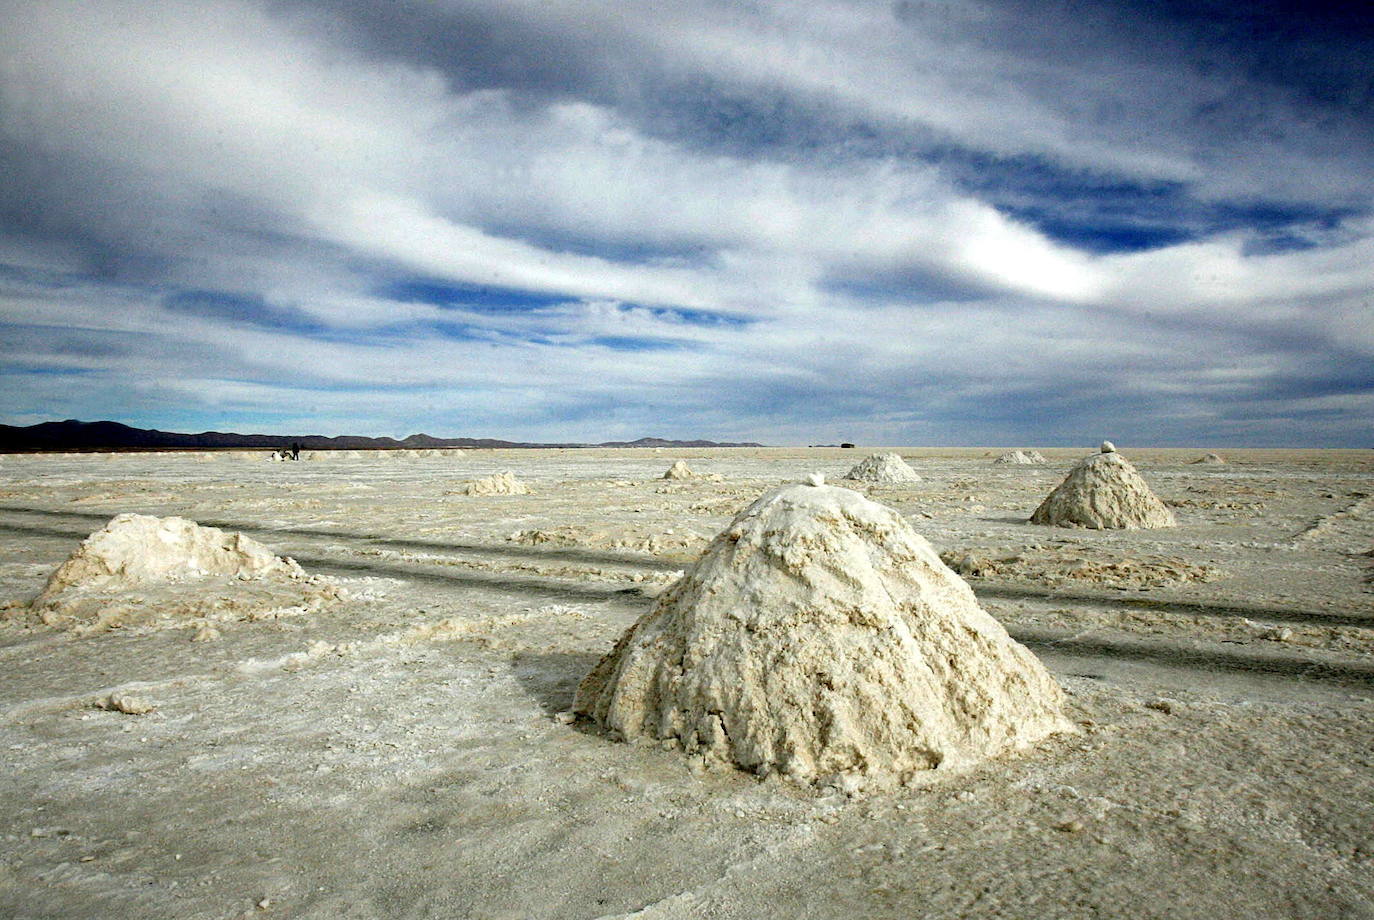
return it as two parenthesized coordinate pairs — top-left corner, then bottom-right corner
(0, 447), (1371, 919)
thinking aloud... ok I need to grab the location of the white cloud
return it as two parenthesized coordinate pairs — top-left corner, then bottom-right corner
(0, 1), (1120, 310)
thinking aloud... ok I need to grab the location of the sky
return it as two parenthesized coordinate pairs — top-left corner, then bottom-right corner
(1, 0), (1372, 446)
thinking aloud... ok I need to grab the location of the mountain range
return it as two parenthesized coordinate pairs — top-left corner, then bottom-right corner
(0, 420), (763, 452)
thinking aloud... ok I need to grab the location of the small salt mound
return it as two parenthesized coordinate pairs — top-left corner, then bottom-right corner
(843, 452), (921, 483)
(456, 471), (530, 495)
(1029, 449), (1176, 529)
(993, 450), (1046, 465)
(576, 479), (1070, 784)
(662, 460), (696, 480)
(32, 513), (340, 633)
(1191, 453), (1226, 465)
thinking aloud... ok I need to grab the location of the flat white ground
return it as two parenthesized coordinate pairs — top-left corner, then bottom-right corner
(0, 446), (1370, 919)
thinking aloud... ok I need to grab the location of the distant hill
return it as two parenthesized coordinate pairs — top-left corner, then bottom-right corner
(595, 436), (763, 449)
(0, 420), (763, 452)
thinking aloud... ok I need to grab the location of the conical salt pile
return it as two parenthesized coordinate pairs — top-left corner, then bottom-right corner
(575, 477), (1070, 784)
(993, 450), (1046, 465)
(32, 513), (339, 632)
(1190, 452), (1225, 465)
(662, 460), (696, 480)
(843, 452), (921, 483)
(1029, 443), (1176, 529)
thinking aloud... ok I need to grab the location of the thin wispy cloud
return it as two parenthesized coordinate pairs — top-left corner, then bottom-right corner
(1, 0), (1370, 444)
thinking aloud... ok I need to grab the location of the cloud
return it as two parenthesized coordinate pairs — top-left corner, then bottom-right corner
(0, 0), (1370, 445)
(269, 0), (1374, 205)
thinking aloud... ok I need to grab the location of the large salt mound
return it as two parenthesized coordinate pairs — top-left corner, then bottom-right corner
(1029, 446), (1176, 529)
(993, 450), (1047, 465)
(1191, 452), (1226, 465)
(842, 452), (921, 483)
(455, 471), (530, 495)
(576, 478), (1070, 784)
(32, 513), (340, 633)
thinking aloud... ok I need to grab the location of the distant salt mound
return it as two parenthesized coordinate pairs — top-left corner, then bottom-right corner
(31, 513), (340, 633)
(993, 450), (1047, 465)
(662, 460), (696, 480)
(576, 478), (1070, 785)
(1029, 444), (1176, 529)
(1191, 452), (1226, 465)
(456, 471), (530, 495)
(843, 452), (921, 483)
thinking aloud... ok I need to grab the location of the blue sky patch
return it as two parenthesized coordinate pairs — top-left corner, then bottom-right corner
(379, 278), (568, 313)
